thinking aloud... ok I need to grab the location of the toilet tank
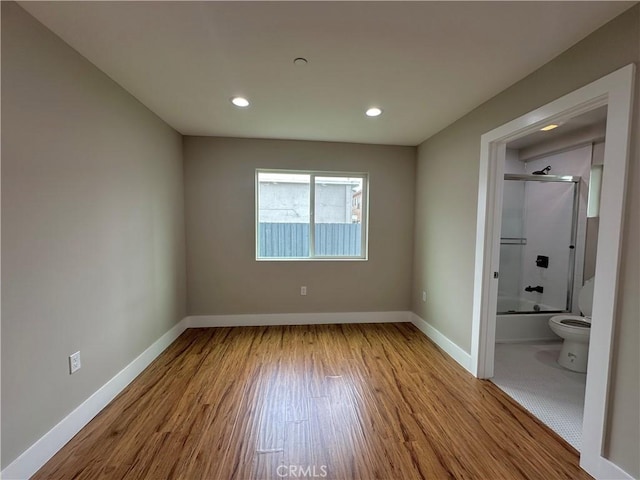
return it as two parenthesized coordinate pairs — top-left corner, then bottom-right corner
(578, 278), (595, 317)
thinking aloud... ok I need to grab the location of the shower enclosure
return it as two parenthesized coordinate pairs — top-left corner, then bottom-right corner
(498, 174), (581, 316)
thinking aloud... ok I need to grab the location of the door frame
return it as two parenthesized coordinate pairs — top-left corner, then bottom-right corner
(470, 64), (635, 479)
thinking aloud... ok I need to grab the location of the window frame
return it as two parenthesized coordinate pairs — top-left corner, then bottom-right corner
(255, 168), (369, 261)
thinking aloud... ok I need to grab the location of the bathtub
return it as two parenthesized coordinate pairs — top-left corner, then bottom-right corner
(496, 296), (561, 343)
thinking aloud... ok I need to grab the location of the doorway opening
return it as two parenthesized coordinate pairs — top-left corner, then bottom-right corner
(470, 64), (634, 478)
(491, 107), (606, 452)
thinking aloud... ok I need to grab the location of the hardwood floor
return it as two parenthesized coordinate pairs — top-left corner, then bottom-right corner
(33, 324), (592, 479)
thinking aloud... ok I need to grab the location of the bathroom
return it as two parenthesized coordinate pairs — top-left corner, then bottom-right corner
(490, 107), (607, 452)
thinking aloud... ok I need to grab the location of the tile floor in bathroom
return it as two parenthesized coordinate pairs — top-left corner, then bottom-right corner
(491, 341), (586, 451)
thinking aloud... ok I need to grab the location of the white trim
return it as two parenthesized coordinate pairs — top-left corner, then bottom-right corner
(1, 318), (189, 480)
(255, 169), (370, 261)
(187, 311), (411, 328)
(0, 311), (407, 479)
(470, 63), (635, 480)
(411, 313), (472, 373)
(587, 457), (634, 480)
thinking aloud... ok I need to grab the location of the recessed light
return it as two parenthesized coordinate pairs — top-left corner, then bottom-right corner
(231, 96), (250, 108)
(365, 107), (383, 117)
(540, 124), (559, 131)
(293, 57), (308, 66)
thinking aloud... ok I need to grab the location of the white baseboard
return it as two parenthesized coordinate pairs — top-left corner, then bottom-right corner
(1, 311), (408, 479)
(411, 313), (472, 373)
(186, 311), (411, 328)
(4, 311), (632, 480)
(581, 455), (634, 480)
(1, 318), (189, 480)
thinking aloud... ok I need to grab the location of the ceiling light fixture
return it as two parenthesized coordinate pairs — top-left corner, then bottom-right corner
(540, 124), (559, 131)
(293, 57), (308, 66)
(231, 96), (250, 108)
(365, 107), (383, 117)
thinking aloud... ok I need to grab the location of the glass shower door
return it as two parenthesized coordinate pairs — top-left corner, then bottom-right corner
(497, 175), (580, 314)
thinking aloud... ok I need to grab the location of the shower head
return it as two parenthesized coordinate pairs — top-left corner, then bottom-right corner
(532, 166), (552, 175)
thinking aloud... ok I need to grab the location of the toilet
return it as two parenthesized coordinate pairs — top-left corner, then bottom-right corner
(548, 278), (595, 373)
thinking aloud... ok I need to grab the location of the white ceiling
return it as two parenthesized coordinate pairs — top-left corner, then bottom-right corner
(20, 1), (634, 146)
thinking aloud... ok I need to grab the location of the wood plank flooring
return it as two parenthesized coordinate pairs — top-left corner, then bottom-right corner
(33, 323), (592, 479)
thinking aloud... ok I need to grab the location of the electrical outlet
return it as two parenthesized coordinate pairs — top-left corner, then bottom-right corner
(69, 351), (81, 374)
(422, 291), (427, 302)
(300, 286), (307, 296)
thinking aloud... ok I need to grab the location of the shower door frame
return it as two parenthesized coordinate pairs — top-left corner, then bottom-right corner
(470, 64), (635, 479)
(500, 173), (581, 315)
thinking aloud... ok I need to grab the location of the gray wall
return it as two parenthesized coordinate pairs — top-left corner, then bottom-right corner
(412, 5), (639, 476)
(1, 2), (186, 468)
(3, 1), (637, 476)
(184, 137), (415, 315)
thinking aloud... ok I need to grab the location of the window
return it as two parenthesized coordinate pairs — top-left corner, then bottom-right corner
(256, 169), (368, 260)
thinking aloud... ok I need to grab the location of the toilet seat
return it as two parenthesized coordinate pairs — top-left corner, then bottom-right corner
(548, 277), (594, 330)
(549, 314), (591, 330)
(560, 318), (590, 328)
